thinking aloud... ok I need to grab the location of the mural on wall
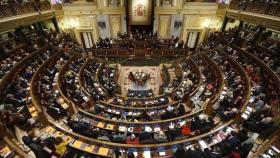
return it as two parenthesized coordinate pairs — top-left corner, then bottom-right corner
(98, 21), (106, 29)
(129, 0), (152, 25)
(170, 14), (184, 38)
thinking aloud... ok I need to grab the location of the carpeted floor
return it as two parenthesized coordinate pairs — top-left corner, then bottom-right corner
(118, 66), (162, 96)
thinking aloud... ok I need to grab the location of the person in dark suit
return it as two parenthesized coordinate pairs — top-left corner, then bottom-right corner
(222, 131), (241, 151)
(203, 145), (223, 158)
(168, 126), (182, 141)
(139, 128), (153, 142)
(174, 144), (187, 158)
(186, 144), (204, 158)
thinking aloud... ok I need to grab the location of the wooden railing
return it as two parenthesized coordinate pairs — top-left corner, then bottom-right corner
(0, 46), (50, 157)
(213, 32), (280, 124)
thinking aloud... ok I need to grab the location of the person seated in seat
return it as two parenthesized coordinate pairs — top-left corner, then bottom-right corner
(112, 130), (127, 143)
(97, 129), (111, 141)
(154, 131), (168, 143)
(167, 125), (182, 141)
(54, 137), (68, 156)
(192, 116), (215, 135)
(243, 113), (273, 133)
(67, 116), (95, 137)
(126, 134), (139, 144)
(177, 103), (186, 115)
(141, 110), (151, 121)
(217, 106), (238, 121)
(174, 144), (187, 158)
(203, 145), (223, 158)
(22, 135), (51, 158)
(222, 131), (241, 152)
(186, 143), (204, 158)
(139, 128), (153, 143)
(181, 123), (191, 136)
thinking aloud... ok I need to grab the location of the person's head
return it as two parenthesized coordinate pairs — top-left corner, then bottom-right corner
(213, 145), (222, 153)
(177, 144), (184, 151)
(159, 131), (165, 136)
(55, 137), (63, 145)
(127, 151), (135, 158)
(232, 108), (238, 113)
(193, 143), (200, 149)
(130, 134), (136, 140)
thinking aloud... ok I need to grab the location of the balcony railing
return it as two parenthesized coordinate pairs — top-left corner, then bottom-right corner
(0, 1), (51, 19)
(229, 0), (280, 17)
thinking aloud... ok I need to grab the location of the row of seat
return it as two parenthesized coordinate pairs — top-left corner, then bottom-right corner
(0, 30), (279, 157)
(229, 0), (280, 17)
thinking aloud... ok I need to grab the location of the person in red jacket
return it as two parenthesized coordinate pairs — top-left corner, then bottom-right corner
(181, 124), (191, 136)
(126, 134), (139, 144)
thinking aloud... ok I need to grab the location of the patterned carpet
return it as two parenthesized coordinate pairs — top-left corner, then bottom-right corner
(118, 66), (162, 96)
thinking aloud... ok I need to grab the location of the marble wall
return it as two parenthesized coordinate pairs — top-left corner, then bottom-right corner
(155, 2), (220, 46)
(61, 0), (126, 44)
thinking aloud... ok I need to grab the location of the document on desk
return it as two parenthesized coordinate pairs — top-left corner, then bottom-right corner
(106, 124), (114, 130)
(98, 147), (109, 156)
(72, 140), (82, 148)
(241, 113), (249, 120)
(29, 106), (36, 112)
(143, 151), (151, 158)
(154, 127), (161, 132)
(97, 122), (105, 128)
(133, 152), (138, 157)
(83, 96), (89, 102)
(198, 140), (208, 150)
(179, 120), (186, 126)
(84, 145), (94, 153)
(145, 126), (153, 132)
(159, 151), (166, 156)
(118, 126), (127, 132)
(61, 103), (69, 109)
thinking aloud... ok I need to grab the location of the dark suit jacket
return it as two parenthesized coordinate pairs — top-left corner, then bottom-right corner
(203, 148), (223, 158)
(186, 148), (204, 158)
(139, 132), (152, 141)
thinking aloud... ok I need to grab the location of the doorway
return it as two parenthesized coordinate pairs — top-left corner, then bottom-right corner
(80, 32), (93, 50)
(186, 31), (200, 51)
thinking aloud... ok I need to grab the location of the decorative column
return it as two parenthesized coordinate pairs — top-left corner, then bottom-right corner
(37, 22), (46, 37)
(221, 16), (229, 32)
(172, 0), (176, 7)
(104, 0), (108, 7)
(52, 17), (60, 33)
(156, 0), (160, 6)
(15, 27), (28, 44)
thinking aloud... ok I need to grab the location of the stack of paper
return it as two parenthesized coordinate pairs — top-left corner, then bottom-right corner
(179, 120), (186, 126)
(154, 127), (161, 132)
(241, 113), (249, 120)
(145, 126), (153, 132)
(98, 147), (109, 156)
(118, 126), (127, 132)
(198, 140), (208, 150)
(143, 151), (151, 158)
(133, 152), (138, 157)
(97, 122), (105, 128)
(83, 96), (89, 102)
(71, 140), (82, 148)
(159, 151), (166, 156)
